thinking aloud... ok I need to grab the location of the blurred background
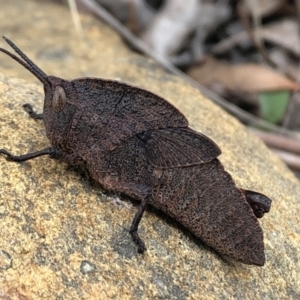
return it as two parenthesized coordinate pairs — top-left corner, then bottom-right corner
(3, 0), (300, 175)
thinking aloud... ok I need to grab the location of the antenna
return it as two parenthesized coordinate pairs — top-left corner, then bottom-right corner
(0, 36), (50, 86)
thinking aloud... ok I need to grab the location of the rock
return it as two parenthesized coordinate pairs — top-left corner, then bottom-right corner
(0, 0), (300, 299)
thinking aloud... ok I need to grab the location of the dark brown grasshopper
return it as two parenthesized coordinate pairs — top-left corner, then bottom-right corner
(0, 37), (271, 266)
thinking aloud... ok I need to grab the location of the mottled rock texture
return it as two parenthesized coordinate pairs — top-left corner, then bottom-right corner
(0, 0), (299, 299)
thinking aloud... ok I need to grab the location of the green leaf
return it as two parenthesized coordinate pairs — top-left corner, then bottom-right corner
(258, 90), (289, 124)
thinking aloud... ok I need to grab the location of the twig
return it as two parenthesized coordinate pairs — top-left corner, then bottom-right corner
(68, 0), (84, 40)
(271, 148), (300, 170)
(295, 0), (300, 34)
(249, 128), (300, 154)
(78, 0), (298, 137)
(283, 0), (300, 128)
(237, 2), (275, 67)
(237, 1), (297, 82)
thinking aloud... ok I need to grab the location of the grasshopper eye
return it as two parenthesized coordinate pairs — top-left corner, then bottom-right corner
(52, 86), (66, 112)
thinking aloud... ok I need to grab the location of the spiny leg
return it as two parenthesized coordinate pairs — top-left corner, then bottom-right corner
(130, 195), (151, 253)
(0, 147), (61, 162)
(23, 103), (43, 120)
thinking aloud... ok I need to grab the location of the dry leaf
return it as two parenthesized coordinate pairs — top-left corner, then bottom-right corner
(261, 19), (300, 57)
(212, 18), (300, 58)
(187, 57), (300, 92)
(244, 0), (285, 17)
(141, 0), (201, 56)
